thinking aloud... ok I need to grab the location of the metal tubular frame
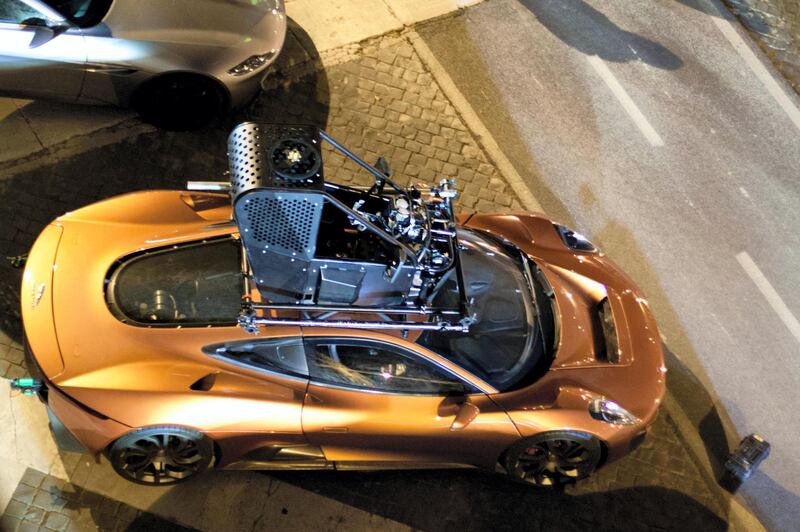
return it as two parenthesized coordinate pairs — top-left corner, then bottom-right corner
(251, 303), (462, 315)
(240, 315), (471, 332)
(227, 128), (474, 333)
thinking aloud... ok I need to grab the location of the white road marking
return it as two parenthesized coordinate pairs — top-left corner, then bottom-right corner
(736, 251), (800, 344)
(708, 5), (800, 132)
(586, 55), (665, 147)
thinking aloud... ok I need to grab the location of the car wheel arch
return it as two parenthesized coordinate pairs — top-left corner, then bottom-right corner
(106, 425), (216, 485)
(131, 71), (231, 130)
(498, 429), (608, 478)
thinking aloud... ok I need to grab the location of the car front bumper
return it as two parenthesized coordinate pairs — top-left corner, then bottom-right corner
(24, 337), (131, 456)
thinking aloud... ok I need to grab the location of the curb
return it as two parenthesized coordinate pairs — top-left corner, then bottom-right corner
(407, 31), (543, 213)
(663, 391), (765, 531)
(0, 119), (154, 180)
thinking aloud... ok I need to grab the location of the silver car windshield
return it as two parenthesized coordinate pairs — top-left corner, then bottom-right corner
(418, 228), (555, 392)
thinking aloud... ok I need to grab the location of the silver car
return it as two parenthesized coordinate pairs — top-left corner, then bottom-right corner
(0, 0), (286, 128)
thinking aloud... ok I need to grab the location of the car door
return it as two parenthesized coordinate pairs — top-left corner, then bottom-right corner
(0, 0), (85, 101)
(301, 336), (521, 468)
(203, 336), (325, 468)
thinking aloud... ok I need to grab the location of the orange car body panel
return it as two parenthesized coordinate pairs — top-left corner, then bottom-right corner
(22, 191), (665, 470)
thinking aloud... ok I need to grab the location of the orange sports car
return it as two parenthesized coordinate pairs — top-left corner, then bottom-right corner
(20, 123), (665, 487)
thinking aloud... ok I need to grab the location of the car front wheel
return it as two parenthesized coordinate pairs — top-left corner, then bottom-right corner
(108, 426), (214, 485)
(504, 431), (602, 487)
(132, 74), (227, 131)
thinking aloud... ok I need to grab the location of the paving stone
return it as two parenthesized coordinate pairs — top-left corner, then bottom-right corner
(17, 520), (40, 532)
(20, 469), (45, 489)
(44, 511), (70, 531)
(2, 469), (194, 532)
(22, 504), (44, 525)
(11, 482), (37, 506)
(4, 499), (26, 519)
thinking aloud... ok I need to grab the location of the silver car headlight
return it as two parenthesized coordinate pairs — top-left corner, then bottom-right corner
(554, 224), (597, 253)
(229, 50), (277, 76)
(589, 397), (640, 425)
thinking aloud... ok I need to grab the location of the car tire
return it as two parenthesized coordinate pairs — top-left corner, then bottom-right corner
(504, 431), (602, 487)
(132, 73), (227, 131)
(108, 426), (214, 486)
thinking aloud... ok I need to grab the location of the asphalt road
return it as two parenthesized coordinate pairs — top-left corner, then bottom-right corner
(418, 0), (800, 529)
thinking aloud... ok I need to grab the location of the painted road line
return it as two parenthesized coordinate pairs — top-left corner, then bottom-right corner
(736, 251), (800, 344)
(707, 4), (800, 133)
(586, 55), (665, 147)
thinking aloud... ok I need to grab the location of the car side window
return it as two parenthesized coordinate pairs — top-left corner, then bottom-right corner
(0, 0), (44, 24)
(305, 340), (476, 395)
(204, 338), (309, 378)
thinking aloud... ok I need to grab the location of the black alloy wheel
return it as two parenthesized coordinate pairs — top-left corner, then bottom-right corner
(133, 74), (227, 131)
(505, 431), (602, 487)
(109, 426), (213, 485)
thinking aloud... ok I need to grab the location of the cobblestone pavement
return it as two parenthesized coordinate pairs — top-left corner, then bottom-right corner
(1, 469), (192, 532)
(1, 31), (733, 531)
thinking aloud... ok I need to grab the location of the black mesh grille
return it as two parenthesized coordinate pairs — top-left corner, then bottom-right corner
(236, 190), (323, 261)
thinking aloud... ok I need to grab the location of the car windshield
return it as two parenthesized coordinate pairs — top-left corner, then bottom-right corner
(42, 0), (111, 27)
(418, 229), (555, 392)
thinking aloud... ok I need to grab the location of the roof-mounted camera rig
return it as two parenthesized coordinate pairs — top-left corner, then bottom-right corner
(190, 122), (473, 334)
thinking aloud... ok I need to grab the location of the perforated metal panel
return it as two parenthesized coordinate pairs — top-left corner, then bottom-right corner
(228, 122), (324, 198)
(228, 123), (264, 197)
(236, 190), (323, 260)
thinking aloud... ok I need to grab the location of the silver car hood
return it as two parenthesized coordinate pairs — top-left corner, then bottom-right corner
(102, 0), (282, 47)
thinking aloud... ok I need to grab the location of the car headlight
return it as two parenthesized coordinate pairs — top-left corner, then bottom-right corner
(554, 224), (597, 253)
(598, 297), (621, 364)
(589, 397), (640, 425)
(228, 50), (277, 76)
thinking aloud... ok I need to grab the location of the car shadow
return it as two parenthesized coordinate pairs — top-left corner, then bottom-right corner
(146, 468), (728, 531)
(0, 18), (329, 345)
(520, 0), (683, 70)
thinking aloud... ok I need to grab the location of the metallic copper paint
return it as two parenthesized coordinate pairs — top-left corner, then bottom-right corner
(22, 194), (665, 473)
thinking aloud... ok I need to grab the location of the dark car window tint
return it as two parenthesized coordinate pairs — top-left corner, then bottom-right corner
(42, 0), (112, 27)
(206, 338), (308, 378)
(0, 0), (42, 23)
(306, 341), (473, 395)
(109, 239), (242, 326)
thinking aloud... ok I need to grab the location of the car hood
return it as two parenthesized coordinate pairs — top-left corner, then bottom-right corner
(463, 212), (656, 368)
(102, 0), (283, 47)
(464, 212), (665, 424)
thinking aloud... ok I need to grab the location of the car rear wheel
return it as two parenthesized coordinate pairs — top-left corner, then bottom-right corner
(109, 426), (213, 485)
(132, 74), (227, 131)
(504, 431), (602, 487)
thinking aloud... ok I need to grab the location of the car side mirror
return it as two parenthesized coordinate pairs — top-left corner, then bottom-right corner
(27, 20), (68, 48)
(450, 399), (480, 431)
